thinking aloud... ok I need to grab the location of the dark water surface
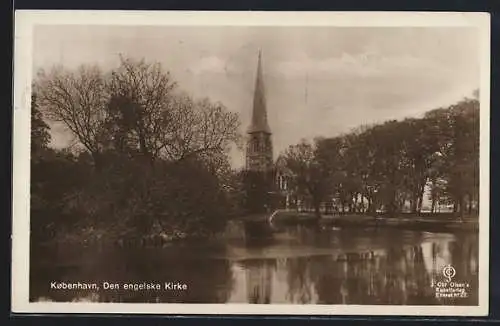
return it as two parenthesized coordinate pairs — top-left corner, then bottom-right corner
(30, 221), (479, 305)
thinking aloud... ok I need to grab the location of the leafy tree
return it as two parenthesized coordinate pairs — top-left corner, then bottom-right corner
(239, 169), (274, 214)
(281, 139), (330, 218)
(30, 91), (51, 155)
(393, 117), (443, 213)
(424, 96), (479, 216)
(280, 94), (479, 218)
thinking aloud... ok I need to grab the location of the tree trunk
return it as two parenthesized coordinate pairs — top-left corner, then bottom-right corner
(416, 196), (422, 214)
(91, 151), (103, 171)
(411, 182), (420, 213)
(417, 179), (426, 214)
(399, 198), (405, 213)
(468, 194), (472, 215)
(313, 199), (321, 220)
(367, 197), (375, 215)
(410, 197), (417, 214)
(458, 196), (464, 218)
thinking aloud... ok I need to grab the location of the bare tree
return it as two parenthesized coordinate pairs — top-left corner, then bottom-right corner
(168, 97), (241, 161)
(106, 56), (178, 160)
(35, 65), (108, 166)
(35, 56), (242, 171)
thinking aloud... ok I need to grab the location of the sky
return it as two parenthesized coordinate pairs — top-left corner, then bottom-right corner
(32, 25), (479, 168)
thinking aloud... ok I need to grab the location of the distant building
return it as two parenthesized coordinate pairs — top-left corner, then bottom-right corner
(245, 51), (291, 210)
(245, 50), (274, 172)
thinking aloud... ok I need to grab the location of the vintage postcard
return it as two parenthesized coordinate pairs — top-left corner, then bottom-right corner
(12, 10), (490, 315)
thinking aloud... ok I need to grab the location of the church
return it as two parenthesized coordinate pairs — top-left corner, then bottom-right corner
(244, 51), (293, 211)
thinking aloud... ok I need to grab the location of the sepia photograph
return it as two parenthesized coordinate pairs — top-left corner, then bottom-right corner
(12, 11), (490, 315)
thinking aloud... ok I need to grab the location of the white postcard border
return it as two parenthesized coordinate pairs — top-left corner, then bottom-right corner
(12, 10), (491, 316)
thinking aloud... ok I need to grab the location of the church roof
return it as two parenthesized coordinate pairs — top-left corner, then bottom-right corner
(247, 51), (272, 134)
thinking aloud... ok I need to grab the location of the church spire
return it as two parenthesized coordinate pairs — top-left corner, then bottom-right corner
(248, 50), (271, 134)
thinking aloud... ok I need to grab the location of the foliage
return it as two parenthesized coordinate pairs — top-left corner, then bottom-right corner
(281, 139), (330, 218)
(30, 91), (51, 154)
(30, 54), (480, 248)
(31, 57), (243, 245)
(280, 95), (479, 217)
(239, 169), (275, 214)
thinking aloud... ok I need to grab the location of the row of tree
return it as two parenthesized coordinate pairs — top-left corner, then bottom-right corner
(31, 56), (243, 244)
(30, 55), (480, 245)
(280, 94), (479, 218)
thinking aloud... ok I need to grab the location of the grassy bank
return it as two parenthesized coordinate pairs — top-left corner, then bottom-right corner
(320, 214), (478, 232)
(33, 222), (220, 249)
(268, 210), (479, 232)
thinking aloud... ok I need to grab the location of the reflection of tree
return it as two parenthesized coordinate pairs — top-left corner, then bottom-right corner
(31, 243), (236, 303)
(309, 256), (344, 304)
(308, 245), (440, 305)
(244, 259), (275, 304)
(448, 233), (479, 304)
(382, 247), (409, 304)
(243, 222), (274, 247)
(31, 230), (479, 306)
(403, 245), (435, 304)
(285, 257), (312, 303)
(305, 232), (477, 306)
(450, 234), (478, 277)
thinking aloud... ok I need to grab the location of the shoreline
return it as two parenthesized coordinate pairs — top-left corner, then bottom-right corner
(320, 215), (479, 232)
(34, 212), (479, 248)
(268, 211), (479, 232)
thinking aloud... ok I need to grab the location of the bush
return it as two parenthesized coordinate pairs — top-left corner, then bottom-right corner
(31, 151), (234, 245)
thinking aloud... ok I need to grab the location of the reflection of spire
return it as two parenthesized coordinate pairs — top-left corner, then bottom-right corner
(248, 50), (271, 134)
(245, 261), (273, 304)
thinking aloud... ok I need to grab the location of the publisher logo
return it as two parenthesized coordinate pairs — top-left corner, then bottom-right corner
(432, 264), (470, 299)
(442, 264), (456, 282)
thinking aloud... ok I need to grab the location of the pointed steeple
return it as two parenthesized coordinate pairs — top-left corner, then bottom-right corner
(248, 50), (271, 134)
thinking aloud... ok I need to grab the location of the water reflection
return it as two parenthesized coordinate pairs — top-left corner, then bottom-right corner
(31, 222), (478, 305)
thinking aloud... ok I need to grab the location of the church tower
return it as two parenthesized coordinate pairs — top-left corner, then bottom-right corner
(246, 51), (273, 172)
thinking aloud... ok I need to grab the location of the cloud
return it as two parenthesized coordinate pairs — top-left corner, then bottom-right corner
(274, 52), (448, 80)
(33, 26), (480, 169)
(188, 56), (238, 75)
(269, 49), (475, 117)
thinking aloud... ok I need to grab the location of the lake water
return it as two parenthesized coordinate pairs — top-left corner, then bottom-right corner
(30, 221), (479, 305)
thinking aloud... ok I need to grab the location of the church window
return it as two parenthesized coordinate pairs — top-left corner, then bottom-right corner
(253, 138), (259, 152)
